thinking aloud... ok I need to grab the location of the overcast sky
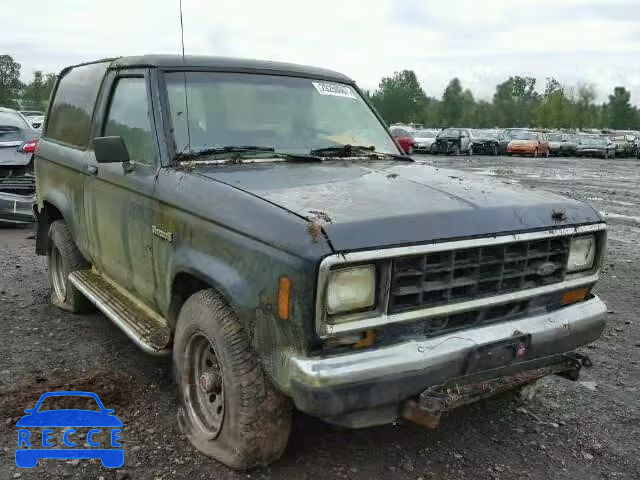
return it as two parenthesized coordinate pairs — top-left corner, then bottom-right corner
(3, 0), (639, 104)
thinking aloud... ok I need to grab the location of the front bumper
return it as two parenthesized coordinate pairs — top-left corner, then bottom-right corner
(286, 296), (606, 426)
(0, 192), (35, 224)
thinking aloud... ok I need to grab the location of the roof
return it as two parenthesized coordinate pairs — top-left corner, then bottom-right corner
(100, 55), (353, 83)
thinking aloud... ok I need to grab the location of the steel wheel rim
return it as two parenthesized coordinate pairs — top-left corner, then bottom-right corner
(50, 246), (66, 302)
(184, 332), (225, 439)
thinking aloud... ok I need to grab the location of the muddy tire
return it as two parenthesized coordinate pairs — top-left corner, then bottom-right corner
(173, 289), (292, 470)
(47, 220), (93, 313)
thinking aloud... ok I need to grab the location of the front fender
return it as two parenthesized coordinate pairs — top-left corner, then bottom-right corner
(168, 248), (251, 318)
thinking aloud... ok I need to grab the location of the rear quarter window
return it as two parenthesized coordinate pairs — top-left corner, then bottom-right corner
(45, 62), (109, 149)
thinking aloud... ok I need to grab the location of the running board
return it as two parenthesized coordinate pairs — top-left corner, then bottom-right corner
(69, 270), (171, 355)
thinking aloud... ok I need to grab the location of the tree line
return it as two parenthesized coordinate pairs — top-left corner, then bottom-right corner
(366, 70), (640, 130)
(0, 54), (56, 111)
(2, 53), (638, 130)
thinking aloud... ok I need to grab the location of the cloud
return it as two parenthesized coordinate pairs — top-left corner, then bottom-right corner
(1, 0), (639, 104)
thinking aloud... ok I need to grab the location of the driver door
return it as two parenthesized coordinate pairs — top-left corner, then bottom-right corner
(84, 71), (160, 307)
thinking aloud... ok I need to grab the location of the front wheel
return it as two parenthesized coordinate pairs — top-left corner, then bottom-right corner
(174, 289), (292, 470)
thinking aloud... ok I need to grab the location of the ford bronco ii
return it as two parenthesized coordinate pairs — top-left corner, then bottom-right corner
(34, 55), (607, 469)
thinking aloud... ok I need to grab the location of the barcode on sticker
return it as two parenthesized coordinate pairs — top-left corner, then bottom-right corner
(312, 82), (356, 98)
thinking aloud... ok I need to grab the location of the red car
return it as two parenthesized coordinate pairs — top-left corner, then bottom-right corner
(390, 127), (415, 154)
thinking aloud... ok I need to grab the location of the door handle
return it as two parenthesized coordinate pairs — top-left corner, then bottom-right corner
(87, 165), (98, 175)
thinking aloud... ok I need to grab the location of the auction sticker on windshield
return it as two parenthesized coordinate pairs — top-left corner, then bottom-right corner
(312, 82), (356, 98)
(15, 391), (124, 469)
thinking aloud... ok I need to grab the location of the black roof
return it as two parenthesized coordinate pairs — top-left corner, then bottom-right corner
(94, 55), (352, 83)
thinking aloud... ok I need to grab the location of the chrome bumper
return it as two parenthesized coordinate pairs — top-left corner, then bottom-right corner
(285, 296), (606, 420)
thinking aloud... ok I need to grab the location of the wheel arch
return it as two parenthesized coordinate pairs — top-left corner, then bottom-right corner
(167, 253), (252, 328)
(34, 200), (65, 255)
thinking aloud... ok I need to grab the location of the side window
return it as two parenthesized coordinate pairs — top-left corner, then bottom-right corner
(103, 77), (156, 166)
(46, 62), (109, 148)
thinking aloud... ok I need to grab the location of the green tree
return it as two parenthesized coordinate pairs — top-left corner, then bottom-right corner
(606, 86), (634, 128)
(492, 76), (538, 127)
(536, 77), (572, 128)
(439, 78), (465, 126)
(369, 70), (427, 123)
(0, 54), (22, 108)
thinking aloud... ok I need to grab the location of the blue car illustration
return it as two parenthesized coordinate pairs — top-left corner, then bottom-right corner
(15, 391), (124, 468)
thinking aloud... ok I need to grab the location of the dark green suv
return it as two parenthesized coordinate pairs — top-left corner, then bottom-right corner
(35, 55), (608, 469)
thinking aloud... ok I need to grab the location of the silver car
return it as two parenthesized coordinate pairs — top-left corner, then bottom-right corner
(0, 107), (38, 224)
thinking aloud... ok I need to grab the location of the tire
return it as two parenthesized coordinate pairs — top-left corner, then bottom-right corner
(47, 220), (93, 313)
(430, 144), (437, 155)
(174, 289), (292, 470)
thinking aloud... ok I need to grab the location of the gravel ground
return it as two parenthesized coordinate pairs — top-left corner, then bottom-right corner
(1, 155), (639, 480)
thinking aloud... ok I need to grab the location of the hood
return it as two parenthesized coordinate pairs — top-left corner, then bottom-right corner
(195, 160), (602, 251)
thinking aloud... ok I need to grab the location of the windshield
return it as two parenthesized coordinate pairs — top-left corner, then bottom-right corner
(439, 128), (460, 137)
(511, 131), (536, 140)
(165, 72), (399, 157)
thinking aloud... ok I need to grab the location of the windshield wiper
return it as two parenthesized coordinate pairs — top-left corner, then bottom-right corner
(175, 145), (276, 161)
(310, 144), (375, 156)
(310, 144), (413, 161)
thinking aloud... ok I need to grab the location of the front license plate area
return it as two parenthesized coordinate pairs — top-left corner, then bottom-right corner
(462, 335), (531, 375)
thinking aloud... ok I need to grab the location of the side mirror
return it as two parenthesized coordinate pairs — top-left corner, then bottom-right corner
(93, 136), (130, 164)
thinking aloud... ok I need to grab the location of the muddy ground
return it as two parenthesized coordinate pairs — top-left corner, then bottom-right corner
(1, 155), (639, 479)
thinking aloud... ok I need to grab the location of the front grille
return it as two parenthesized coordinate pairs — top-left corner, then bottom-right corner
(389, 236), (570, 314)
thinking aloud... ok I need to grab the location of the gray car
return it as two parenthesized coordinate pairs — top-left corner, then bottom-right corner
(0, 107), (38, 224)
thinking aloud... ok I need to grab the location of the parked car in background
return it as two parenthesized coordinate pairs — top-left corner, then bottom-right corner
(506, 131), (550, 157)
(608, 134), (635, 157)
(0, 107), (38, 224)
(20, 111), (46, 130)
(28, 115), (45, 130)
(433, 128), (472, 155)
(576, 136), (616, 159)
(412, 129), (438, 153)
(547, 133), (571, 156)
(390, 127), (415, 154)
(469, 130), (501, 155)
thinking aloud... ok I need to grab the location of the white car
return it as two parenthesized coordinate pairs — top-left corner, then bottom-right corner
(413, 129), (439, 153)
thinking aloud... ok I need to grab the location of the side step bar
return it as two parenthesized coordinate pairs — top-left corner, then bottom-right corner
(69, 270), (171, 355)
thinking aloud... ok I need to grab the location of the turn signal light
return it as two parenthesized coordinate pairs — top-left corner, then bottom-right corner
(560, 287), (590, 305)
(277, 276), (292, 320)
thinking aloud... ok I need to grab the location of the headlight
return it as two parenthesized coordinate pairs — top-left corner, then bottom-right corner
(567, 235), (596, 273)
(326, 265), (376, 316)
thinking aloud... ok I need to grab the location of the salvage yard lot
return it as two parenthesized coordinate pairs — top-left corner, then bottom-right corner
(1, 156), (639, 480)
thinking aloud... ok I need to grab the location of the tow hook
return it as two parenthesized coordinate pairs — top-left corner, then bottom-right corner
(557, 352), (593, 381)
